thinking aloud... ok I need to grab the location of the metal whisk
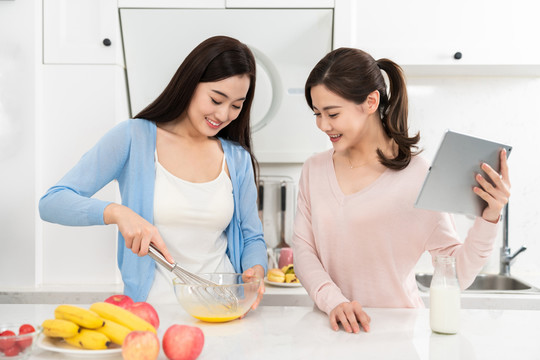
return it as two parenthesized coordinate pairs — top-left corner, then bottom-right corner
(148, 244), (239, 311)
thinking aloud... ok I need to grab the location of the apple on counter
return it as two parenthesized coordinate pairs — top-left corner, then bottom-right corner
(163, 325), (204, 360)
(104, 294), (134, 309)
(122, 331), (160, 360)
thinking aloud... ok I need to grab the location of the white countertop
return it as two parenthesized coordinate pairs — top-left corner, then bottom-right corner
(2, 303), (539, 360)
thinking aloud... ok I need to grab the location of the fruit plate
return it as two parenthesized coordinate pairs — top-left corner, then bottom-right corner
(264, 277), (303, 288)
(38, 336), (121, 357)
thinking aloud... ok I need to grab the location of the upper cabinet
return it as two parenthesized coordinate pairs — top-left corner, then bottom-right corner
(43, 0), (123, 65)
(334, 0), (540, 76)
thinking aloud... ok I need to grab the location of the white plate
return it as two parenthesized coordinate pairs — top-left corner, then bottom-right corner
(264, 277), (303, 288)
(38, 336), (122, 357)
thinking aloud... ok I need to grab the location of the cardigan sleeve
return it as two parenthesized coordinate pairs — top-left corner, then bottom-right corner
(39, 121), (131, 226)
(234, 147), (268, 274)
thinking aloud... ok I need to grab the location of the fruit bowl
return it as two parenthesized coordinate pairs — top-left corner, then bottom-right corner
(0, 324), (42, 360)
(173, 273), (261, 323)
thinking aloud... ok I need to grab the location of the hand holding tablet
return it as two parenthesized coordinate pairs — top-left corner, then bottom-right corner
(415, 130), (511, 220)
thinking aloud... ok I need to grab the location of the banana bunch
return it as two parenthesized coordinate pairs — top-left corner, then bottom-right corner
(41, 302), (155, 350)
(268, 264), (300, 283)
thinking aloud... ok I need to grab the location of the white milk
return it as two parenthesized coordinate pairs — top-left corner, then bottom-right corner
(430, 286), (461, 334)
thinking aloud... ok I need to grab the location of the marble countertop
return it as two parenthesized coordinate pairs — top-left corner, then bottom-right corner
(2, 303), (539, 360)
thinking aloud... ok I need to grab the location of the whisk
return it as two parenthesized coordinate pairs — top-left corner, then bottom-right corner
(148, 244), (239, 311)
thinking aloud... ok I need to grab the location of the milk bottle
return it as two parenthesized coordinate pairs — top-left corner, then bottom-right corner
(430, 255), (461, 334)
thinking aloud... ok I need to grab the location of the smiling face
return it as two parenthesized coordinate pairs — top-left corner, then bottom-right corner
(185, 74), (250, 136)
(311, 84), (380, 151)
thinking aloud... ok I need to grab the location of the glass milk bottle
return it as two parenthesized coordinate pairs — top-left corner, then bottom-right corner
(430, 255), (461, 334)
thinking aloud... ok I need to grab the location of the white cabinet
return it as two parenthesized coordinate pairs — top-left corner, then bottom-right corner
(334, 0), (540, 76)
(43, 0), (122, 65)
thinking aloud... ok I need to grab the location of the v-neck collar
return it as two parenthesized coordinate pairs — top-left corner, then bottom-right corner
(326, 149), (392, 203)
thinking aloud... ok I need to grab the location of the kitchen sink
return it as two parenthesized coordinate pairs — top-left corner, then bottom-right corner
(416, 273), (540, 293)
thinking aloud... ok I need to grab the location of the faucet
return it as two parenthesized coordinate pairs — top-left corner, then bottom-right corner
(499, 203), (527, 276)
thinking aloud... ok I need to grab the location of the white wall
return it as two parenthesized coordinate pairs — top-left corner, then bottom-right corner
(408, 76), (540, 277)
(0, 0), (39, 287)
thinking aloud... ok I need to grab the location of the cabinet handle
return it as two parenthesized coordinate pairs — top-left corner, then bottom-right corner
(103, 38), (112, 47)
(453, 51), (462, 60)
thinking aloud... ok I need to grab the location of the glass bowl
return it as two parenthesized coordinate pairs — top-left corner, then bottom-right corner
(173, 273), (261, 323)
(0, 324), (42, 360)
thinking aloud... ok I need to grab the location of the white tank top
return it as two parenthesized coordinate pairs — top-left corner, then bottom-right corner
(146, 150), (235, 304)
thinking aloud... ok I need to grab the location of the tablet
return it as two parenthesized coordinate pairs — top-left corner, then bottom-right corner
(414, 130), (512, 217)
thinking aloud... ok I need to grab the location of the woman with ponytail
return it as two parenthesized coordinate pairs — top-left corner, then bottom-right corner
(293, 48), (510, 333)
(39, 36), (267, 308)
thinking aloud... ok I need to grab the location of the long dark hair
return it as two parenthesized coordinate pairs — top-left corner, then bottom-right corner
(305, 48), (420, 170)
(135, 35), (259, 179)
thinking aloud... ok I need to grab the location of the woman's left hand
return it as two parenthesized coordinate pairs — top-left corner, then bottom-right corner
(240, 265), (265, 318)
(474, 149), (511, 223)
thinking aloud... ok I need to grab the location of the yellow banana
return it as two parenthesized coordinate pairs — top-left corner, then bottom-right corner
(41, 319), (80, 338)
(268, 268), (285, 283)
(55, 304), (105, 329)
(64, 329), (111, 350)
(285, 274), (299, 283)
(281, 264), (295, 274)
(96, 319), (131, 345)
(90, 302), (156, 333)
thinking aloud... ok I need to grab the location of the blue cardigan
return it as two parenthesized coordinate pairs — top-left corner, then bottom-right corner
(39, 119), (267, 301)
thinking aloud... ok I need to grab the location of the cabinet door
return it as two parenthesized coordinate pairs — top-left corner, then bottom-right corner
(44, 0), (121, 64)
(337, 0), (540, 74)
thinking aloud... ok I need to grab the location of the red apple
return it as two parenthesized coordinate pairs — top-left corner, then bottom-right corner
(127, 302), (160, 329)
(104, 294), (134, 309)
(162, 325), (204, 360)
(122, 331), (160, 360)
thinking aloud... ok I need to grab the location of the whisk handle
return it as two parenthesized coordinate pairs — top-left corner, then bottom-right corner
(148, 244), (175, 272)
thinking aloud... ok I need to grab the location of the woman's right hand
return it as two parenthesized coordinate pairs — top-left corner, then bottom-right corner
(329, 301), (371, 333)
(104, 203), (174, 263)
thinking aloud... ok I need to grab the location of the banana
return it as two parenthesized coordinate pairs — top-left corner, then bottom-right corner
(285, 273), (299, 283)
(90, 302), (156, 333)
(268, 268), (285, 283)
(41, 319), (80, 338)
(96, 319), (131, 345)
(64, 329), (111, 350)
(55, 304), (105, 329)
(281, 264), (295, 275)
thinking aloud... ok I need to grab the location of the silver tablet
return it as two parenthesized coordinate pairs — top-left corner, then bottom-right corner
(414, 130), (512, 217)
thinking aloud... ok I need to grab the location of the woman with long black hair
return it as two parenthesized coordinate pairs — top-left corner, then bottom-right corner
(39, 36), (266, 307)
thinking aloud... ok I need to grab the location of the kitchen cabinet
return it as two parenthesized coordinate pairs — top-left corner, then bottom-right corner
(335, 0), (540, 76)
(43, 0), (122, 64)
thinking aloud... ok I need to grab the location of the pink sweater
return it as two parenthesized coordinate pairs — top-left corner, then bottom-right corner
(293, 150), (498, 314)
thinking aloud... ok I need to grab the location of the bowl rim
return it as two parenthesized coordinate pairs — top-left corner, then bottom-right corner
(172, 272), (262, 288)
(0, 324), (42, 339)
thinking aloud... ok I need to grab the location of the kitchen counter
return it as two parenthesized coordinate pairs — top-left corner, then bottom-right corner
(2, 304), (539, 360)
(4, 276), (540, 310)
